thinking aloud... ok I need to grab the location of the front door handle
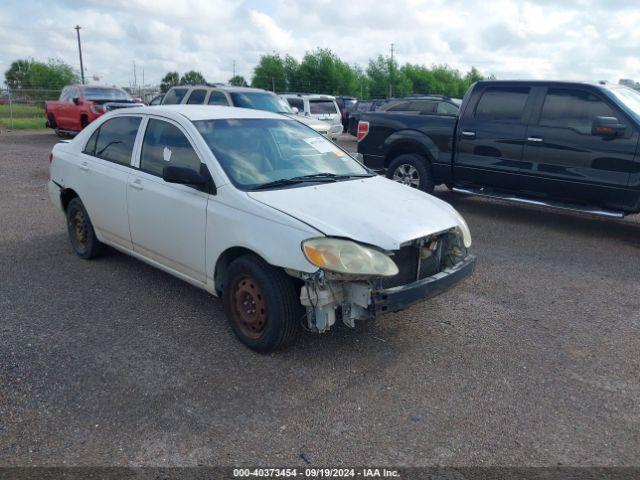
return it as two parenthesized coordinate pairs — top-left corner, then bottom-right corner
(79, 161), (89, 172)
(527, 137), (544, 143)
(129, 179), (144, 191)
(461, 130), (476, 138)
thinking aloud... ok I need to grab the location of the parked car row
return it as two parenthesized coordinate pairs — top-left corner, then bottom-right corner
(357, 80), (640, 216)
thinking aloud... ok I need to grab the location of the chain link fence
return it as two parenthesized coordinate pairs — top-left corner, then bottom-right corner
(0, 88), (62, 130)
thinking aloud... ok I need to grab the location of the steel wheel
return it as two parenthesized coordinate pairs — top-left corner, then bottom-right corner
(229, 274), (267, 340)
(392, 163), (421, 188)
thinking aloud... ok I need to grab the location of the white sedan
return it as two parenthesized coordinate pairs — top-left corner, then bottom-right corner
(48, 105), (476, 352)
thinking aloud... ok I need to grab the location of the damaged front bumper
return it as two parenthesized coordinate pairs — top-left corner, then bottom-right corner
(371, 254), (476, 314)
(298, 254), (476, 333)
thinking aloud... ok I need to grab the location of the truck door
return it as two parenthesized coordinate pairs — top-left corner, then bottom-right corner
(454, 86), (533, 191)
(521, 87), (638, 210)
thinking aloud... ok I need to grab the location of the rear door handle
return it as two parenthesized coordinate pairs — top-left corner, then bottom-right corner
(461, 130), (476, 138)
(527, 137), (544, 143)
(129, 179), (144, 191)
(79, 161), (89, 172)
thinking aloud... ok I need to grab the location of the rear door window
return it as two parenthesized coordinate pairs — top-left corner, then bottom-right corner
(163, 88), (188, 105)
(475, 87), (530, 123)
(139, 119), (201, 177)
(186, 89), (207, 104)
(87, 116), (141, 165)
(208, 91), (229, 105)
(539, 89), (617, 135)
(436, 102), (459, 115)
(309, 100), (338, 114)
(408, 100), (436, 114)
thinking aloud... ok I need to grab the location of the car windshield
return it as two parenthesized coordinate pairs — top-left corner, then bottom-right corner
(195, 118), (369, 190)
(606, 86), (640, 117)
(83, 88), (131, 101)
(230, 92), (292, 114)
(309, 100), (338, 114)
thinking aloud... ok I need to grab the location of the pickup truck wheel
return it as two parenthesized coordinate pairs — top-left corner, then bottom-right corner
(223, 255), (301, 353)
(387, 154), (435, 193)
(66, 198), (105, 259)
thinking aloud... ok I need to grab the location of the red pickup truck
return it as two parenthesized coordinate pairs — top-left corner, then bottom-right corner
(45, 84), (142, 136)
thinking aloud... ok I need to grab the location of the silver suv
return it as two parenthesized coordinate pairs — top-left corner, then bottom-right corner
(281, 94), (343, 140)
(162, 85), (332, 137)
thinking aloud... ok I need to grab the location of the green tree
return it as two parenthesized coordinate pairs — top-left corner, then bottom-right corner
(180, 70), (206, 85)
(160, 71), (180, 92)
(251, 53), (286, 91)
(366, 55), (411, 98)
(4, 59), (33, 89)
(228, 75), (248, 86)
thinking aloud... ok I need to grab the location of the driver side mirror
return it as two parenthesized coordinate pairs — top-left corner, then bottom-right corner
(163, 165), (213, 193)
(592, 116), (625, 138)
(72, 97), (80, 105)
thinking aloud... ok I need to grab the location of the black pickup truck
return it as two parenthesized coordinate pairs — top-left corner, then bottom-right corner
(357, 80), (640, 217)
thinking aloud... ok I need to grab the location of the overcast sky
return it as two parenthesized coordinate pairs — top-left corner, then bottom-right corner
(1, 0), (639, 88)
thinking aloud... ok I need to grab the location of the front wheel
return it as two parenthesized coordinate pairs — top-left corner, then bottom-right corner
(387, 154), (435, 193)
(66, 197), (105, 259)
(223, 255), (302, 353)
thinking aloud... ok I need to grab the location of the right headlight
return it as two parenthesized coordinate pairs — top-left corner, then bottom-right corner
(451, 208), (472, 248)
(302, 237), (399, 277)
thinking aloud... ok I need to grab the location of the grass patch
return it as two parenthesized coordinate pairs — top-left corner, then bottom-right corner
(0, 103), (44, 119)
(0, 117), (47, 129)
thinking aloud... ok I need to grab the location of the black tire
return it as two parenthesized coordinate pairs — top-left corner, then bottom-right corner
(66, 197), (105, 259)
(47, 113), (57, 129)
(223, 254), (301, 353)
(387, 153), (435, 193)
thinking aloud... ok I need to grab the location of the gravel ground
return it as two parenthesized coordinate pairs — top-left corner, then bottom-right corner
(1, 130), (639, 467)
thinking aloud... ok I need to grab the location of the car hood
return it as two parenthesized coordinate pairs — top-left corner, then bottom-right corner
(248, 176), (461, 251)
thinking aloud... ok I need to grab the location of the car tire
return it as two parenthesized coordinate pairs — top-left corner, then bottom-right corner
(66, 197), (105, 259)
(223, 254), (301, 353)
(47, 114), (57, 129)
(387, 154), (435, 193)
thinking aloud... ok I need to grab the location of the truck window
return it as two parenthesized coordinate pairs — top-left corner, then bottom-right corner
(163, 88), (188, 105)
(475, 87), (529, 123)
(540, 89), (617, 135)
(90, 116), (142, 166)
(408, 100), (436, 114)
(436, 102), (458, 115)
(187, 89), (207, 104)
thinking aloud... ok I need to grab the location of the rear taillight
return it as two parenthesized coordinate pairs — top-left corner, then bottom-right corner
(357, 121), (369, 142)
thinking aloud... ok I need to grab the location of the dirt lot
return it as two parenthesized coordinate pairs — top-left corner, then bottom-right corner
(1, 130), (640, 466)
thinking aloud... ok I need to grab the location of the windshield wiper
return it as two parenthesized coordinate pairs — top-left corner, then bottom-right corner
(249, 178), (306, 191)
(250, 173), (374, 191)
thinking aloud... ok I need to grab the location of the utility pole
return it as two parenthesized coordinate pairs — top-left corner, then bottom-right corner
(133, 61), (137, 88)
(388, 42), (394, 99)
(74, 25), (85, 85)
(232, 59), (236, 79)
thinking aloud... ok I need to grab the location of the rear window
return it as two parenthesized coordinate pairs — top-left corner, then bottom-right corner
(309, 100), (338, 114)
(475, 87), (530, 123)
(286, 98), (304, 112)
(163, 88), (188, 105)
(83, 88), (131, 101)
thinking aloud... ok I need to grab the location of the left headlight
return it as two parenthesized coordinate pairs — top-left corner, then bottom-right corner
(302, 238), (399, 277)
(451, 208), (472, 248)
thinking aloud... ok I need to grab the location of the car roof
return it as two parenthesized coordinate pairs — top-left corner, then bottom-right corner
(281, 93), (337, 100)
(474, 80), (609, 89)
(169, 84), (269, 94)
(112, 105), (290, 121)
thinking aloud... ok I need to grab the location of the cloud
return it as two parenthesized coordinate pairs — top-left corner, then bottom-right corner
(0, 0), (639, 88)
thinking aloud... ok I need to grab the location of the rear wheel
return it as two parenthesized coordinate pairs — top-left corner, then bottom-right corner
(223, 255), (301, 353)
(387, 154), (435, 193)
(66, 197), (105, 259)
